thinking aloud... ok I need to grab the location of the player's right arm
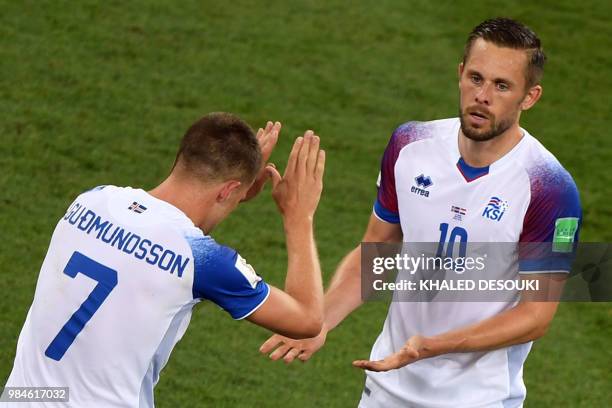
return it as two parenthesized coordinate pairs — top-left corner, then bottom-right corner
(259, 215), (402, 362)
(259, 123), (406, 362)
(191, 132), (326, 340)
(246, 131), (326, 339)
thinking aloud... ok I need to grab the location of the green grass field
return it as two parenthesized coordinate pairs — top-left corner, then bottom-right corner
(1, 0), (611, 406)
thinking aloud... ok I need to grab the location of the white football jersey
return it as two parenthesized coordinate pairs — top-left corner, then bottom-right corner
(2, 186), (269, 408)
(360, 118), (581, 408)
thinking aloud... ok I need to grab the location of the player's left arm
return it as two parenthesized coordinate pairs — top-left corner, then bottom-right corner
(353, 291), (563, 372)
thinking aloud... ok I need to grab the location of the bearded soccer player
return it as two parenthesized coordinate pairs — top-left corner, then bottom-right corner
(260, 18), (581, 407)
(2, 113), (326, 407)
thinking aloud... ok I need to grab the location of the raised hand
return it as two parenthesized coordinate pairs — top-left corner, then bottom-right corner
(245, 130), (326, 340)
(266, 130), (325, 222)
(259, 121), (281, 163)
(243, 121), (282, 202)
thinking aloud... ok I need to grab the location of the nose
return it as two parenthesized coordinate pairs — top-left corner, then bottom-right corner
(475, 83), (491, 106)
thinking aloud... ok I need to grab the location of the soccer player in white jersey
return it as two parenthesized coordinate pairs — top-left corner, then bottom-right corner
(260, 18), (581, 407)
(2, 112), (327, 407)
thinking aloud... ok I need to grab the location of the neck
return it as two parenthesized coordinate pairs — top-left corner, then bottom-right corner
(148, 174), (217, 230)
(458, 123), (524, 168)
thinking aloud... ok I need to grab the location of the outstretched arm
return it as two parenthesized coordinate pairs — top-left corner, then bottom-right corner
(353, 275), (564, 371)
(259, 214), (402, 362)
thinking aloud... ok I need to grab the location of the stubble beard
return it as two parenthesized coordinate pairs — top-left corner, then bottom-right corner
(459, 108), (515, 142)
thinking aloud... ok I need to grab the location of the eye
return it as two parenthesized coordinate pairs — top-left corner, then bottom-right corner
(470, 74), (482, 84)
(496, 82), (509, 91)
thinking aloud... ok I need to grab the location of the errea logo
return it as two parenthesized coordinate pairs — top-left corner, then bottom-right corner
(411, 174), (433, 197)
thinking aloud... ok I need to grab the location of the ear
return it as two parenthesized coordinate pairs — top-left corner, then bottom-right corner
(458, 62), (464, 78)
(216, 180), (242, 203)
(521, 84), (543, 111)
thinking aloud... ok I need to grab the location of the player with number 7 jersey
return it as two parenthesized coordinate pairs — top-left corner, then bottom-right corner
(2, 113), (326, 407)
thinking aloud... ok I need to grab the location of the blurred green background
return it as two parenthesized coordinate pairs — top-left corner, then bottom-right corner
(1, 0), (610, 406)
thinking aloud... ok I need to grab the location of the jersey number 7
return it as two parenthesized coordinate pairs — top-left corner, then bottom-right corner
(45, 251), (118, 361)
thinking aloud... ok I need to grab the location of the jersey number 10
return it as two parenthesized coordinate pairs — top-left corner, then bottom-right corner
(436, 223), (468, 258)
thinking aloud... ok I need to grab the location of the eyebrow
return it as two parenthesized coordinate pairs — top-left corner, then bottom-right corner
(466, 69), (516, 87)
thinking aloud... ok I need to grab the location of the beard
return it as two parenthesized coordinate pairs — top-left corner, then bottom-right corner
(459, 107), (515, 142)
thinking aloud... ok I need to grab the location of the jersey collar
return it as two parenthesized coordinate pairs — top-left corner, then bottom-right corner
(450, 119), (531, 182)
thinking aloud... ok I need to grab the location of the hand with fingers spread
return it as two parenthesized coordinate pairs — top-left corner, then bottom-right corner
(266, 130), (325, 223)
(243, 121), (282, 202)
(352, 335), (428, 372)
(259, 328), (327, 364)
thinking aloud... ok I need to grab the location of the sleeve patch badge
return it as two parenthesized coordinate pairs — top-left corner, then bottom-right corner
(553, 217), (579, 253)
(235, 254), (261, 288)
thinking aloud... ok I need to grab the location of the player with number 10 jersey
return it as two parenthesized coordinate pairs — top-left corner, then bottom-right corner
(364, 116), (581, 407)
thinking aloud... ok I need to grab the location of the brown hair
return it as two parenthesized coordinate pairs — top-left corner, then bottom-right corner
(463, 17), (546, 88)
(173, 112), (261, 183)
